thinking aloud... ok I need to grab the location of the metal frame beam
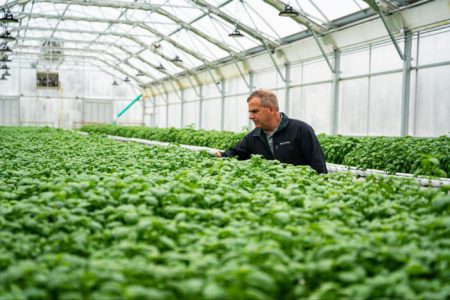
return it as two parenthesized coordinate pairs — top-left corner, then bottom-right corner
(15, 36), (170, 85)
(400, 30), (412, 136)
(262, 0), (326, 33)
(284, 63), (291, 115)
(363, 0), (406, 60)
(263, 0), (334, 72)
(18, 21), (202, 89)
(331, 48), (341, 135)
(3, 0), (195, 13)
(190, 0), (279, 49)
(17, 12), (173, 27)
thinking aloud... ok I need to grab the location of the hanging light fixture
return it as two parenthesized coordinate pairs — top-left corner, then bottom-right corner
(156, 63), (165, 71)
(0, 73), (7, 80)
(1, 63), (9, 69)
(1, 55), (11, 62)
(136, 71), (145, 76)
(170, 55), (183, 63)
(3, 69), (11, 76)
(0, 9), (19, 23)
(279, 4), (299, 17)
(228, 27), (244, 37)
(0, 30), (15, 41)
(123, 77), (130, 82)
(0, 43), (12, 53)
(112, 80), (119, 86)
(229, 0), (244, 38)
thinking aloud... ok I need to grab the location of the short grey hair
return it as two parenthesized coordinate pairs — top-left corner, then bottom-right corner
(247, 89), (279, 111)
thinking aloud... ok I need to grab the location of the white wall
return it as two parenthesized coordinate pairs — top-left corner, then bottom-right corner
(0, 62), (141, 128)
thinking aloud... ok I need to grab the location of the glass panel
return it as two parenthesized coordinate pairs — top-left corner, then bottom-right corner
(368, 73), (402, 136)
(302, 60), (332, 84)
(163, 1), (203, 21)
(301, 83), (332, 134)
(204, 83), (222, 99)
(167, 103), (182, 127)
(122, 9), (150, 21)
(222, 1), (304, 40)
(274, 88), (286, 114)
(370, 42), (403, 73)
(414, 66), (450, 137)
(70, 5), (121, 19)
(155, 105), (167, 128)
(182, 101), (199, 128)
(0, 99), (19, 125)
(341, 49), (370, 77)
(289, 86), (302, 120)
(224, 95), (248, 132)
(28, 18), (58, 28)
(128, 58), (151, 76)
(157, 40), (203, 69)
(254, 69), (279, 90)
(291, 63), (303, 86)
(299, 0), (368, 23)
(184, 88), (198, 101)
(418, 28), (450, 66)
(191, 15), (260, 52)
(202, 98), (221, 130)
(154, 94), (166, 106)
(171, 29), (228, 61)
(32, 3), (66, 14)
(338, 78), (369, 136)
(143, 13), (178, 35)
(20, 30), (45, 39)
(124, 27), (158, 46)
(225, 77), (249, 95)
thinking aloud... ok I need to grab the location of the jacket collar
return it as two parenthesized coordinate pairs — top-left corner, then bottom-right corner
(252, 112), (289, 137)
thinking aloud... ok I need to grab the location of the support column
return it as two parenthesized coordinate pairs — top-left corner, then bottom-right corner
(220, 80), (225, 130)
(248, 72), (254, 130)
(401, 30), (413, 136)
(198, 85), (203, 129)
(141, 97), (145, 126)
(18, 57), (22, 126)
(152, 97), (156, 127)
(165, 93), (169, 128)
(366, 45), (372, 135)
(412, 32), (420, 136)
(180, 89), (184, 128)
(331, 48), (341, 135)
(284, 63), (291, 116)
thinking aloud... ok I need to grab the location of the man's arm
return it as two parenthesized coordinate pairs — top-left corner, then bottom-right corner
(215, 133), (253, 160)
(297, 125), (328, 174)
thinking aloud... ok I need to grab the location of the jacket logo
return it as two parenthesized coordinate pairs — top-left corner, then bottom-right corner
(279, 141), (291, 145)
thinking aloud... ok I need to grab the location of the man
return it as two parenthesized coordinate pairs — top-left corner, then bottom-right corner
(215, 89), (327, 174)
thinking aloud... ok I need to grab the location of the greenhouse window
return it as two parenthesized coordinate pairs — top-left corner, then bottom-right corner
(36, 72), (59, 88)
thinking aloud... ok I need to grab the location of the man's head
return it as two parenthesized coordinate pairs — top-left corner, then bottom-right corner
(247, 89), (280, 131)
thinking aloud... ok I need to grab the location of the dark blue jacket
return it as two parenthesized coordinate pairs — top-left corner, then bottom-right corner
(221, 113), (327, 174)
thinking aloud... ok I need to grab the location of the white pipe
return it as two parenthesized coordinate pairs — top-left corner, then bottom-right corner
(79, 132), (450, 188)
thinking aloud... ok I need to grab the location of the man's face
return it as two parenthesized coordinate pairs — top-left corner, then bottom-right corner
(248, 97), (274, 129)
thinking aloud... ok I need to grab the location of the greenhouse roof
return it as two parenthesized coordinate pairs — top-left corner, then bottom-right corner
(0, 0), (425, 87)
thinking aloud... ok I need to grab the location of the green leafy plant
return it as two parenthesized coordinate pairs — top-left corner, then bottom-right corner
(80, 125), (450, 178)
(0, 126), (449, 299)
(413, 153), (447, 178)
